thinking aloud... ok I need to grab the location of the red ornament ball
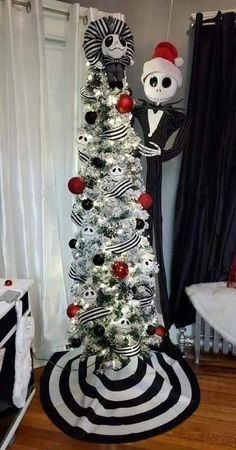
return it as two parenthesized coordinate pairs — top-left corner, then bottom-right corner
(116, 94), (134, 114)
(66, 303), (81, 318)
(111, 261), (129, 280)
(155, 325), (166, 338)
(68, 177), (85, 195)
(4, 279), (12, 286)
(137, 192), (153, 209)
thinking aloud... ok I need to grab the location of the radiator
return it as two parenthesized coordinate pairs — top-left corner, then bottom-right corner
(178, 312), (236, 363)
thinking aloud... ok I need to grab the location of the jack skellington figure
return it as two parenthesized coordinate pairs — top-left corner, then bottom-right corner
(83, 17), (134, 89)
(133, 42), (191, 326)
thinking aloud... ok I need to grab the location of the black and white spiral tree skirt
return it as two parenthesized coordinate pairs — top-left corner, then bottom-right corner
(40, 340), (200, 443)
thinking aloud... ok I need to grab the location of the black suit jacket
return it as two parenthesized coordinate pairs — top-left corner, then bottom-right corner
(133, 106), (191, 326)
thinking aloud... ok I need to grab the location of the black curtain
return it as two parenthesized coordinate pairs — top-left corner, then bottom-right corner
(169, 12), (236, 327)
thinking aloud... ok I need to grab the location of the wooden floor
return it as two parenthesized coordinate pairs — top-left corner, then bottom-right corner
(10, 353), (236, 450)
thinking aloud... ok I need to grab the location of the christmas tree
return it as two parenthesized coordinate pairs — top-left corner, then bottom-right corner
(40, 18), (200, 442)
(66, 17), (165, 373)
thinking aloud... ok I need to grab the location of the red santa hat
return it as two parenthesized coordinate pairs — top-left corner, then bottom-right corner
(141, 41), (184, 88)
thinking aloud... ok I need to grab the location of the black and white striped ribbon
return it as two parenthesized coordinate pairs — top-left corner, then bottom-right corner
(137, 142), (161, 157)
(78, 307), (112, 325)
(105, 178), (133, 198)
(100, 124), (128, 141)
(112, 341), (141, 357)
(78, 149), (90, 163)
(137, 297), (154, 307)
(106, 233), (141, 254)
(80, 86), (96, 101)
(71, 211), (83, 227)
(134, 285), (154, 307)
(69, 265), (87, 283)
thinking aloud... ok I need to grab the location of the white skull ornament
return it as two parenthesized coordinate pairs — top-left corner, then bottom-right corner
(102, 34), (127, 59)
(141, 257), (155, 272)
(143, 72), (178, 105)
(114, 318), (131, 334)
(76, 130), (93, 149)
(110, 165), (125, 181)
(81, 224), (96, 240)
(82, 287), (97, 304)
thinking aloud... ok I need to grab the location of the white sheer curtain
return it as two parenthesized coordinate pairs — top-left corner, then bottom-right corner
(0, 1), (124, 359)
(0, 0), (67, 358)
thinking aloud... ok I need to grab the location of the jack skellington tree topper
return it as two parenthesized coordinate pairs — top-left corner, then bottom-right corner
(133, 42), (191, 326)
(83, 17), (134, 89)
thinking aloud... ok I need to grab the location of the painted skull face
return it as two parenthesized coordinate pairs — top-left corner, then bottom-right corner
(81, 224), (96, 239)
(110, 165), (124, 181)
(143, 72), (177, 104)
(102, 34), (127, 59)
(141, 257), (155, 272)
(115, 318), (131, 334)
(76, 130), (92, 148)
(82, 287), (97, 304)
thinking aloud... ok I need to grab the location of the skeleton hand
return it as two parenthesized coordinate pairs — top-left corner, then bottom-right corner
(138, 142), (161, 157)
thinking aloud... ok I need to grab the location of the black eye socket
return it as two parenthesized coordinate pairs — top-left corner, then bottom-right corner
(119, 36), (126, 47)
(90, 228), (93, 233)
(121, 320), (125, 325)
(145, 261), (149, 265)
(91, 291), (94, 295)
(84, 228), (88, 232)
(85, 292), (88, 296)
(79, 136), (83, 140)
(149, 76), (158, 87)
(162, 77), (171, 88)
(84, 137), (87, 142)
(118, 168), (121, 172)
(105, 35), (113, 47)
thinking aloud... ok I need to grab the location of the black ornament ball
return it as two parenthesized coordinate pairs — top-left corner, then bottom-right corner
(147, 325), (156, 335)
(69, 238), (77, 249)
(136, 218), (145, 230)
(92, 157), (105, 168)
(70, 337), (81, 347)
(85, 111), (97, 124)
(133, 148), (141, 158)
(82, 199), (93, 210)
(93, 254), (105, 266)
(94, 324), (105, 337)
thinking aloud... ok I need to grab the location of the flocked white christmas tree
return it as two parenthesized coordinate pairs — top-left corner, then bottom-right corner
(40, 21), (199, 442)
(66, 60), (166, 374)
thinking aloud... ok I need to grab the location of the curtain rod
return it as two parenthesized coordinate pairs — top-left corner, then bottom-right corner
(10, 1), (88, 23)
(190, 9), (236, 27)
